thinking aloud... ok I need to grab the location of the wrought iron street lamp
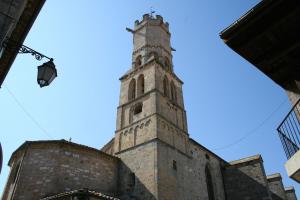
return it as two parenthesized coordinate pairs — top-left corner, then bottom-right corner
(37, 58), (57, 87)
(2, 39), (57, 87)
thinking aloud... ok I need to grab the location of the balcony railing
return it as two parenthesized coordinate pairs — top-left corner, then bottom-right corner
(277, 99), (300, 159)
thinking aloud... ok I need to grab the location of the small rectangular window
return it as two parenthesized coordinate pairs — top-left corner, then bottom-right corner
(134, 103), (142, 115)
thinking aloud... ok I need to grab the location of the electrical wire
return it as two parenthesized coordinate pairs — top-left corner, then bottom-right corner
(4, 85), (53, 139)
(3, 85), (288, 149)
(212, 98), (288, 151)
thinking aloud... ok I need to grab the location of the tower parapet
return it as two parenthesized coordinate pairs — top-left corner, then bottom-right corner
(130, 14), (173, 72)
(134, 14), (170, 32)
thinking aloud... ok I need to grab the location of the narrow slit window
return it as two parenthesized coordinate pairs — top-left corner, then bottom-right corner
(163, 76), (169, 97)
(172, 160), (177, 170)
(129, 172), (135, 187)
(170, 81), (177, 103)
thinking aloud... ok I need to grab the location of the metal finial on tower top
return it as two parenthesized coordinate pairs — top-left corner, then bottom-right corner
(150, 7), (155, 19)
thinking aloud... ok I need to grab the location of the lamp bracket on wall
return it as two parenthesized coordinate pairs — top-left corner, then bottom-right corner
(2, 39), (53, 61)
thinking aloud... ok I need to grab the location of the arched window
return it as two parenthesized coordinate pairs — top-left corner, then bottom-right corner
(135, 55), (142, 68)
(129, 103), (143, 124)
(134, 102), (143, 115)
(205, 165), (215, 200)
(137, 74), (145, 96)
(128, 79), (136, 101)
(163, 76), (169, 97)
(170, 81), (177, 103)
(164, 57), (171, 71)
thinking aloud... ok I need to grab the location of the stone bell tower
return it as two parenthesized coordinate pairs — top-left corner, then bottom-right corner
(113, 14), (189, 199)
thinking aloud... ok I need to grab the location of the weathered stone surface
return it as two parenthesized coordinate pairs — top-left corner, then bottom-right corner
(157, 139), (226, 200)
(285, 187), (297, 200)
(2, 141), (119, 200)
(267, 173), (287, 200)
(117, 141), (158, 200)
(223, 155), (272, 200)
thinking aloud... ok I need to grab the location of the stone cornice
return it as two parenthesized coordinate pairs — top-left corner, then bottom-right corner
(267, 173), (282, 181)
(189, 138), (228, 164)
(133, 44), (172, 57)
(119, 59), (183, 84)
(115, 112), (188, 135)
(8, 140), (119, 166)
(114, 138), (191, 159)
(228, 154), (262, 166)
(134, 19), (171, 36)
(117, 88), (186, 112)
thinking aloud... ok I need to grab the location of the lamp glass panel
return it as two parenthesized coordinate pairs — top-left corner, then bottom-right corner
(37, 61), (57, 87)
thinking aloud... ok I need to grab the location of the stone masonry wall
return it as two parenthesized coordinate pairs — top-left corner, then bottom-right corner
(114, 115), (157, 153)
(116, 141), (158, 200)
(132, 14), (172, 68)
(1, 150), (24, 200)
(155, 65), (184, 111)
(157, 139), (226, 200)
(156, 115), (188, 154)
(267, 173), (287, 200)
(285, 187), (297, 200)
(188, 140), (226, 200)
(3, 141), (119, 200)
(118, 66), (156, 111)
(223, 155), (272, 200)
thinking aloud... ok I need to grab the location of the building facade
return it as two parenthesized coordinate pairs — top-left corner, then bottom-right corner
(1, 14), (297, 200)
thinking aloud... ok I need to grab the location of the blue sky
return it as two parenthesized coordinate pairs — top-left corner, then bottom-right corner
(1, 0), (298, 197)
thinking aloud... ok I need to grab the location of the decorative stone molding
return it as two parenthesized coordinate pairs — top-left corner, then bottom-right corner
(119, 59), (156, 81)
(167, 102), (178, 111)
(119, 118), (152, 137)
(133, 44), (172, 57)
(158, 117), (182, 136)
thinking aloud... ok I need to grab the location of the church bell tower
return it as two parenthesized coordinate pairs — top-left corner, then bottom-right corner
(113, 14), (189, 199)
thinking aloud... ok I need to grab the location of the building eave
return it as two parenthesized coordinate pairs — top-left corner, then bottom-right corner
(8, 140), (119, 166)
(0, 0), (46, 88)
(189, 138), (228, 164)
(219, 0), (273, 40)
(219, 0), (300, 90)
(228, 154), (262, 166)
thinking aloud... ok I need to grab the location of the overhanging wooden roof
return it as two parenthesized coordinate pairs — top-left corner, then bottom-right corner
(220, 0), (300, 89)
(0, 0), (46, 88)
